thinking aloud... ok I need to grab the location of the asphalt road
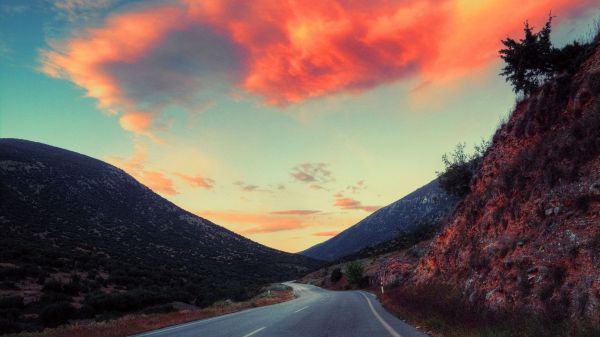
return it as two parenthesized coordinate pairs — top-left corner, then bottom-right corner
(132, 283), (429, 337)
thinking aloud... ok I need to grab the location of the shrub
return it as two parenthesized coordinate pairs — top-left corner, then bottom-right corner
(40, 302), (75, 327)
(330, 268), (342, 283)
(0, 318), (20, 334)
(0, 296), (24, 309)
(42, 279), (63, 293)
(141, 304), (175, 314)
(587, 71), (600, 96)
(537, 282), (555, 300)
(345, 261), (364, 286)
(437, 141), (488, 199)
(85, 289), (168, 313)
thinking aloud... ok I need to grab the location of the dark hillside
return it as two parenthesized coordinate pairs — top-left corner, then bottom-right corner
(0, 138), (319, 333)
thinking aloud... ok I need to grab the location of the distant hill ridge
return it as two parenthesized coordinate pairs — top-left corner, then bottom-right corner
(301, 179), (457, 261)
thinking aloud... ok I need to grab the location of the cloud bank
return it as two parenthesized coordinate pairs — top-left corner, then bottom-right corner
(41, 0), (596, 136)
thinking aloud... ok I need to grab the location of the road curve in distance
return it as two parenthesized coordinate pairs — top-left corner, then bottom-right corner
(132, 282), (429, 337)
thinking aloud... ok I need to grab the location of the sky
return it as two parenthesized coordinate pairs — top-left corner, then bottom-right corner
(1, 0), (598, 253)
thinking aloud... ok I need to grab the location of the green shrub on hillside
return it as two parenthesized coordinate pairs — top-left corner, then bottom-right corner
(40, 302), (75, 327)
(345, 261), (364, 286)
(330, 268), (343, 283)
(437, 141), (488, 199)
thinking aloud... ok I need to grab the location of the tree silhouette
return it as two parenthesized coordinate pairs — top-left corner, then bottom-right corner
(500, 16), (554, 95)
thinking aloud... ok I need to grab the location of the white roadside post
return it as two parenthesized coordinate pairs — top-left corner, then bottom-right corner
(380, 281), (384, 295)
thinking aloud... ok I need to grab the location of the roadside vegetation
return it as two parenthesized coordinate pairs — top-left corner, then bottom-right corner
(379, 282), (600, 337)
(436, 141), (488, 199)
(8, 284), (294, 337)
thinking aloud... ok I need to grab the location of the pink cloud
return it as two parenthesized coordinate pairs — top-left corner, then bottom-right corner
(173, 172), (215, 189)
(312, 231), (340, 237)
(333, 193), (380, 212)
(270, 210), (321, 215)
(106, 144), (177, 196)
(198, 210), (312, 234)
(41, 0), (597, 135)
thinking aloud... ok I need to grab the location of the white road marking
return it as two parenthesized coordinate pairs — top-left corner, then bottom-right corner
(242, 326), (266, 337)
(360, 293), (402, 337)
(294, 306), (309, 313)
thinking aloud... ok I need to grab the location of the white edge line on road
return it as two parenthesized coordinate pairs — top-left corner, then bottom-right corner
(294, 306), (309, 313)
(242, 326), (266, 337)
(360, 293), (402, 337)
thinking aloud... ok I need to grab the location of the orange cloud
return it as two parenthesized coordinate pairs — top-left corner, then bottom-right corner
(334, 194), (380, 212)
(41, 0), (596, 131)
(106, 144), (177, 196)
(138, 170), (177, 196)
(198, 210), (312, 234)
(173, 172), (215, 189)
(270, 210), (321, 215)
(312, 231), (340, 237)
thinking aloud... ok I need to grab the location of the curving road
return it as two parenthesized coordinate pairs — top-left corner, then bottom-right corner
(132, 283), (429, 337)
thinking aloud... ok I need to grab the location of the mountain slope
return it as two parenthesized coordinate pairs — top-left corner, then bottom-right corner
(301, 180), (457, 261)
(0, 139), (318, 332)
(380, 39), (600, 319)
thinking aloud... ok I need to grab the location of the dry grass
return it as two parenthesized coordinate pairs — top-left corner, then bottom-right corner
(377, 283), (600, 337)
(13, 287), (294, 337)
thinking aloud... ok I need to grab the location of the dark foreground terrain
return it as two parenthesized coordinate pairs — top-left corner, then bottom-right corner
(0, 139), (319, 333)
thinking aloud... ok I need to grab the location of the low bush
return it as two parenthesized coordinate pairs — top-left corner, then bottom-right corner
(383, 282), (600, 337)
(0, 296), (24, 309)
(330, 268), (342, 283)
(85, 289), (168, 313)
(345, 261), (364, 286)
(40, 302), (75, 327)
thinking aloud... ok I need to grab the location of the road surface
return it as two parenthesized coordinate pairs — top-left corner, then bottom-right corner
(132, 283), (429, 337)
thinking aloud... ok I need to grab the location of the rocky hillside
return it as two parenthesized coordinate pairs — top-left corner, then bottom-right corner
(379, 39), (600, 319)
(301, 180), (456, 261)
(0, 139), (319, 333)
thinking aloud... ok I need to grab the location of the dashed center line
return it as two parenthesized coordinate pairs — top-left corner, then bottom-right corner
(242, 326), (266, 337)
(294, 306), (309, 313)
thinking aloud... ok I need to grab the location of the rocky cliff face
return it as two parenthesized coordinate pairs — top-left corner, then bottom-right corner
(380, 40), (600, 318)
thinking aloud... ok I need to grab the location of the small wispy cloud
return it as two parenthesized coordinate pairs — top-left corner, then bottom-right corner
(345, 180), (366, 194)
(198, 210), (313, 234)
(291, 163), (334, 185)
(312, 231), (340, 237)
(270, 210), (321, 215)
(333, 193), (380, 212)
(234, 181), (271, 193)
(52, 0), (116, 20)
(106, 143), (177, 196)
(173, 172), (215, 189)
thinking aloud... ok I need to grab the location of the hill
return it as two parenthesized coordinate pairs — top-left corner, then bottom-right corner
(0, 139), (319, 333)
(371, 33), (600, 336)
(300, 179), (456, 261)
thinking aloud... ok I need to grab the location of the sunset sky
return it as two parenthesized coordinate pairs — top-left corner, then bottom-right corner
(1, 0), (598, 252)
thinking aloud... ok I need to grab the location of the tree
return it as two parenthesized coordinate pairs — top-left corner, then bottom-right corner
(345, 261), (364, 286)
(330, 268), (342, 283)
(437, 141), (488, 199)
(500, 16), (554, 95)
